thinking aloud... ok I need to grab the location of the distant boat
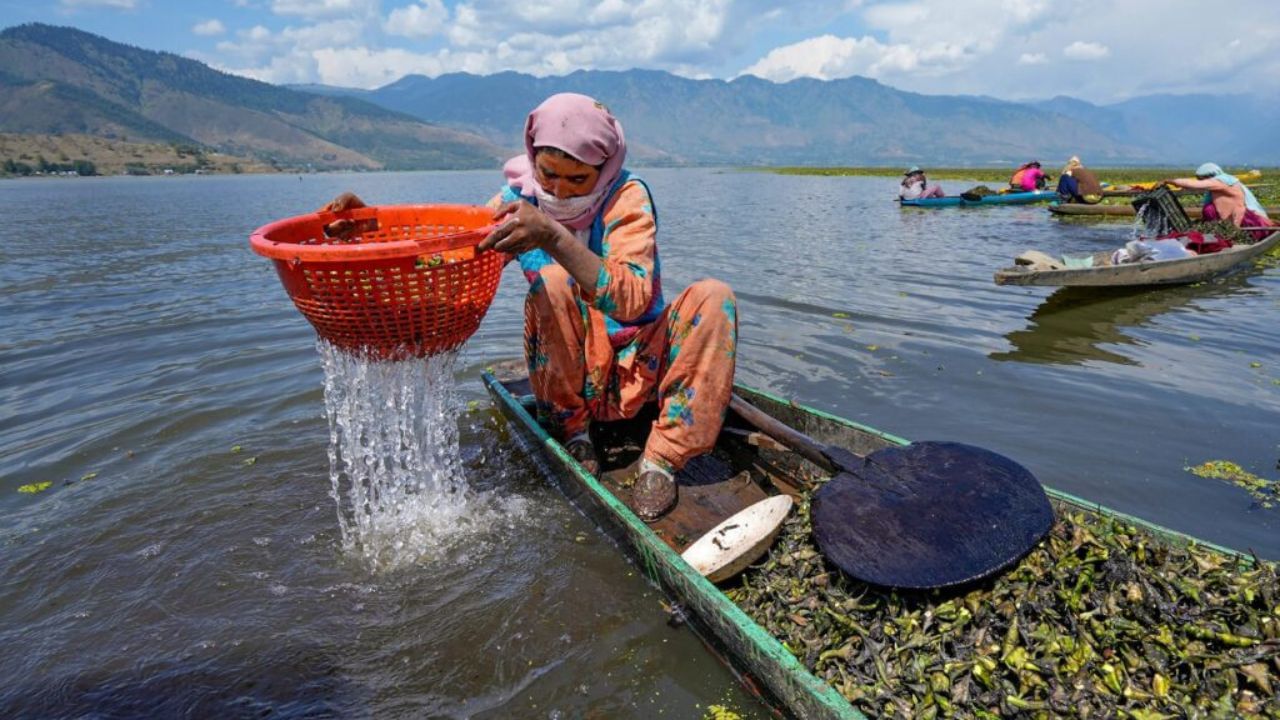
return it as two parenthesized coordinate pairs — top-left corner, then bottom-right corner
(994, 231), (1280, 287)
(1099, 187), (1198, 198)
(899, 189), (1058, 207)
(1050, 203), (1280, 219)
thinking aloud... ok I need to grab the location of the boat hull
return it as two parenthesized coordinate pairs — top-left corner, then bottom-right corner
(901, 190), (1058, 208)
(483, 367), (1253, 717)
(994, 231), (1280, 287)
(483, 371), (864, 719)
(1050, 203), (1280, 218)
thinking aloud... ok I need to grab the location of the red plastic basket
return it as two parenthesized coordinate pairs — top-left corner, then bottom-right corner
(250, 204), (505, 360)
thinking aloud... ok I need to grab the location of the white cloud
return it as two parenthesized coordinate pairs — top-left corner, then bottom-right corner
(385, 0), (448, 39)
(740, 32), (979, 82)
(193, 19), (227, 36)
(1063, 41), (1110, 60)
(732, 0), (1280, 102)
(59, 0), (136, 8)
(741, 35), (893, 81)
(189, 0), (1279, 103)
(245, 24), (272, 41)
(211, 0), (740, 88)
(864, 0), (1050, 49)
(741, 0), (1056, 84)
(270, 0), (378, 19)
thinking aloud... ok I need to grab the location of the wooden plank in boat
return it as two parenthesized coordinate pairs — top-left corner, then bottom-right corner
(601, 460), (768, 554)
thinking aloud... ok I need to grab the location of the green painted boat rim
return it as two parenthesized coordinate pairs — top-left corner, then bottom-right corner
(483, 372), (864, 719)
(483, 371), (1258, 719)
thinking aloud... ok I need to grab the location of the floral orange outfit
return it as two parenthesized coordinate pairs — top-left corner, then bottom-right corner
(497, 174), (738, 472)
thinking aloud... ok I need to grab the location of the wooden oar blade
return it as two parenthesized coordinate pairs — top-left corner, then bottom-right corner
(811, 441), (1054, 589)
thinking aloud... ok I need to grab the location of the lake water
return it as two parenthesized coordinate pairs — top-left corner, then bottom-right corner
(2, 169), (1277, 718)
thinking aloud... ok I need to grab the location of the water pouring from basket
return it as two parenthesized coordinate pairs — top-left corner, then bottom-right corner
(250, 204), (512, 570)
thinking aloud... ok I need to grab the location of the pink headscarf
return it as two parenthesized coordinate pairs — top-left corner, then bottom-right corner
(502, 93), (627, 231)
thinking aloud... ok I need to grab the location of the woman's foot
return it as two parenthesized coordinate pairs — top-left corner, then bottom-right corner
(565, 436), (599, 476)
(634, 463), (677, 522)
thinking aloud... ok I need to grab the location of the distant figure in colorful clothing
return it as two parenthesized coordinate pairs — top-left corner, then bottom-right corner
(899, 166), (946, 200)
(1055, 156), (1102, 204)
(1010, 161), (1047, 191)
(1165, 163), (1274, 238)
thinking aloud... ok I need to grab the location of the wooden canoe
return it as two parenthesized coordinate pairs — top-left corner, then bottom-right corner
(482, 362), (1256, 719)
(1050, 203), (1280, 218)
(1099, 187), (1198, 198)
(994, 231), (1280, 287)
(899, 189), (1058, 208)
(1101, 183), (1268, 198)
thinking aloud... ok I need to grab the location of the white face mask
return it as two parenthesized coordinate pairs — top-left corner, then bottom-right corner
(535, 184), (601, 221)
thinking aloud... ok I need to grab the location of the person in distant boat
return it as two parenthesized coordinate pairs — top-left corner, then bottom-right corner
(1055, 156), (1102, 204)
(1010, 161), (1047, 191)
(899, 166), (946, 200)
(1165, 163), (1274, 238)
(321, 94), (737, 522)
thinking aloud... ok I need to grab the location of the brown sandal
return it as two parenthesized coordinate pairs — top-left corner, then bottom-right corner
(565, 438), (599, 476)
(633, 471), (677, 522)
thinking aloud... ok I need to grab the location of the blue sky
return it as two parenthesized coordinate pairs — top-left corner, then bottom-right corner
(4, 0), (1278, 104)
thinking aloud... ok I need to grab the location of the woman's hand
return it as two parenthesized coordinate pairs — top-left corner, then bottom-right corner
(478, 200), (568, 255)
(318, 191), (366, 240)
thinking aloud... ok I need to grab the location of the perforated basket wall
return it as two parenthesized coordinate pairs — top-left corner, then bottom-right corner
(250, 204), (505, 360)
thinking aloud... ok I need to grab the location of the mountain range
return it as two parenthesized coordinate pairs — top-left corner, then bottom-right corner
(0, 24), (503, 170)
(1, 23), (1276, 171)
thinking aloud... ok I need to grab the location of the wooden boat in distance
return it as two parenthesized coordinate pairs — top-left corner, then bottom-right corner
(994, 230), (1280, 287)
(1050, 203), (1280, 218)
(1101, 181), (1267, 199)
(899, 189), (1057, 207)
(482, 362), (1254, 719)
(1099, 187), (1198, 198)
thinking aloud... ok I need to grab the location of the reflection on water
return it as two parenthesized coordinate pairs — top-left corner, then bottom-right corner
(991, 274), (1258, 366)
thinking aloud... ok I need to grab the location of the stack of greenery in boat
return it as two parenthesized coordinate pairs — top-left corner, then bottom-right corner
(727, 496), (1279, 719)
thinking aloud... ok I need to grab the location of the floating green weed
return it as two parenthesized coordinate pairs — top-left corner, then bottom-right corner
(18, 482), (52, 494)
(1188, 461), (1279, 509)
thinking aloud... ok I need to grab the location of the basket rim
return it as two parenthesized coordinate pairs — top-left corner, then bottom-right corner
(249, 203), (497, 263)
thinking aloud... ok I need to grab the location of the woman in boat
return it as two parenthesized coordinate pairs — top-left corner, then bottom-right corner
(1010, 161), (1047, 191)
(1055, 156), (1102, 204)
(899, 166), (945, 200)
(321, 95), (737, 522)
(476, 93), (738, 521)
(1165, 163), (1273, 237)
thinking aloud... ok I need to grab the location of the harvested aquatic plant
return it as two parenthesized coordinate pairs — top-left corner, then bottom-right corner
(730, 497), (1279, 719)
(1197, 219), (1269, 247)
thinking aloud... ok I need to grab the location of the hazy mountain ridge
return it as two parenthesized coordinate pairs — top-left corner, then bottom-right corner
(0, 23), (506, 170)
(1031, 94), (1280, 164)
(1, 23), (1275, 171)
(354, 70), (1155, 166)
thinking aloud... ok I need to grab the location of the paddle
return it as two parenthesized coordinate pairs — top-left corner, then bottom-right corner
(728, 394), (1054, 590)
